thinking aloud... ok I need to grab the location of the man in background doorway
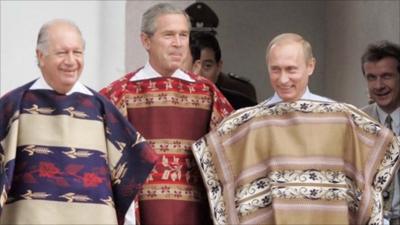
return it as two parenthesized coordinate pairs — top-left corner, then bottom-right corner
(185, 2), (258, 109)
(361, 40), (400, 225)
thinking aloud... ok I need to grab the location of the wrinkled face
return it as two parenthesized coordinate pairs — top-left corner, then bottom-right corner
(193, 47), (222, 83)
(37, 23), (84, 94)
(141, 13), (189, 76)
(267, 42), (314, 102)
(363, 57), (400, 113)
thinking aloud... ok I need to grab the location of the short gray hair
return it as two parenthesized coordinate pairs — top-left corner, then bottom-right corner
(141, 3), (190, 36)
(36, 19), (85, 54)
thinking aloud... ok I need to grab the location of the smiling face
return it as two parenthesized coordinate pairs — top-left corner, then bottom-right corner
(363, 57), (400, 113)
(141, 13), (189, 76)
(267, 41), (315, 102)
(37, 22), (84, 94)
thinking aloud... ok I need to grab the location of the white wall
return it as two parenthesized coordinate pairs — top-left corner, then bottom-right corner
(0, 0), (125, 95)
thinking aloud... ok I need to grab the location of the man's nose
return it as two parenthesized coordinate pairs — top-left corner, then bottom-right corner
(279, 72), (289, 84)
(172, 34), (182, 47)
(64, 52), (76, 65)
(374, 77), (385, 89)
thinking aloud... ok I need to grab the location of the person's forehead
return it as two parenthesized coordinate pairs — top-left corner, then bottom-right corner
(364, 57), (399, 70)
(268, 42), (304, 62)
(47, 25), (81, 40)
(154, 13), (188, 30)
(200, 48), (216, 59)
(271, 41), (302, 53)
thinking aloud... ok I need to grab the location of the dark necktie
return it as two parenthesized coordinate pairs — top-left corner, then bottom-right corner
(382, 114), (395, 219)
(385, 114), (393, 131)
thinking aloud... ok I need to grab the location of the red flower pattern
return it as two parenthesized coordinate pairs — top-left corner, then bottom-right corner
(83, 173), (103, 187)
(38, 162), (60, 178)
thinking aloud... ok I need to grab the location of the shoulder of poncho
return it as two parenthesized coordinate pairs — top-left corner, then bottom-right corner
(108, 72), (133, 89)
(0, 81), (35, 138)
(215, 100), (382, 136)
(2, 80), (34, 96)
(187, 72), (217, 86)
(0, 81), (34, 106)
(89, 87), (111, 106)
(100, 72), (135, 104)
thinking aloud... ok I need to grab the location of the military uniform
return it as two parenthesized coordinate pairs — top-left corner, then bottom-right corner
(185, 2), (218, 33)
(185, 2), (258, 109)
(216, 72), (257, 109)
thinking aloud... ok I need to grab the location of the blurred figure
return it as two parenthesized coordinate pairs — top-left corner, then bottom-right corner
(100, 3), (233, 225)
(361, 40), (400, 225)
(185, 2), (258, 109)
(189, 32), (258, 109)
(0, 19), (157, 225)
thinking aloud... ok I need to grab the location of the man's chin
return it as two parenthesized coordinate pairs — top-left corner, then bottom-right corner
(61, 77), (79, 86)
(375, 100), (397, 111)
(278, 92), (297, 102)
(168, 63), (181, 72)
(373, 95), (391, 105)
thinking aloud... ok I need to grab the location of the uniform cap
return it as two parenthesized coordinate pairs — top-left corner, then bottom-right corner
(185, 2), (219, 33)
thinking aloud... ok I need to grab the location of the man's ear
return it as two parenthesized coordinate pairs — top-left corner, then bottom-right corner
(192, 60), (202, 75)
(36, 49), (45, 67)
(141, 32), (151, 51)
(217, 60), (223, 74)
(307, 57), (316, 76)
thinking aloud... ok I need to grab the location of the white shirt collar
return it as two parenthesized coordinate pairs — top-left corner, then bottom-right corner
(376, 106), (400, 135)
(29, 76), (93, 96)
(130, 62), (195, 82)
(265, 87), (333, 106)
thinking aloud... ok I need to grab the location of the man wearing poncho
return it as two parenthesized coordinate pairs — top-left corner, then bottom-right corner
(192, 33), (400, 225)
(0, 19), (157, 225)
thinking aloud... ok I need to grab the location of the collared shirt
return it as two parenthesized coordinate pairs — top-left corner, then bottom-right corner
(376, 106), (400, 224)
(264, 87), (334, 106)
(130, 62), (195, 83)
(376, 106), (400, 136)
(30, 76), (93, 96)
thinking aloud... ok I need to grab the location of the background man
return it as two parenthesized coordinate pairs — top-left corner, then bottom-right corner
(0, 19), (157, 224)
(361, 40), (400, 225)
(191, 33), (399, 225)
(189, 32), (258, 109)
(185, 2), (258, 109)
(100, 3), (233, 225)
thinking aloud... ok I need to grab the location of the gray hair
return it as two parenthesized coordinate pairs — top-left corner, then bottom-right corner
(36, 19), (85, 55)
(141, 3), (190, 36)
(266, 33), (314, 63)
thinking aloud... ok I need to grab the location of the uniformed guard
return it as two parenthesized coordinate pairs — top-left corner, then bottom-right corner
(185, 2), (218, 34)
(185, 2), (258, 109)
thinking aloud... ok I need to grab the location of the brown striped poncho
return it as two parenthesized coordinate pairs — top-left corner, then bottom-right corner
(193, 100), (399, 225)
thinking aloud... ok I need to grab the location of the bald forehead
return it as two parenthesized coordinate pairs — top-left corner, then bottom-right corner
(267, 41), (304, 61)
(270, 39), (302, 51)
(267, 35), (303, 55)
(266, 34), (313, 63)
(37, 19), (85, 54)
(47, 21), (81, 36)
